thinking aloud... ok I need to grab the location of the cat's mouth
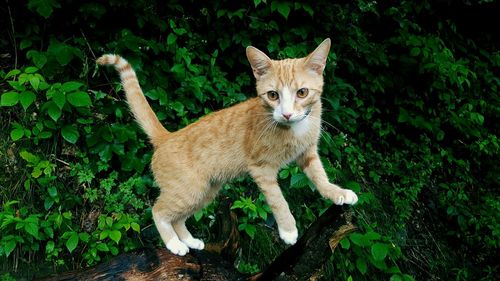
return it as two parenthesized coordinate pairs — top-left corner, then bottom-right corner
(277, 108), (312, 126)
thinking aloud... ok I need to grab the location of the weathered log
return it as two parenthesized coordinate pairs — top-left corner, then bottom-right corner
(37, 248), (244, 281)
(37, 204), (354, 281)
(248, 205), (356, 281)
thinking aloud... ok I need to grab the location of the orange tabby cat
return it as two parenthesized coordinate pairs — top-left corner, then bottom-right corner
(97, 38), (358, 256)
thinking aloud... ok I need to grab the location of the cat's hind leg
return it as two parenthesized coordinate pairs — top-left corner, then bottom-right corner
(152, 202), (189, 256)
(172, 218), (205, 250)
(172, 182), (222, 250)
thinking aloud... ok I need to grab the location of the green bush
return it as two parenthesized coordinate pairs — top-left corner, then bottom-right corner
(1, 0), (498, 280)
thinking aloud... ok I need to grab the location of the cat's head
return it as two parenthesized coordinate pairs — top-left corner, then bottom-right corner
(246, 39), (331, 125)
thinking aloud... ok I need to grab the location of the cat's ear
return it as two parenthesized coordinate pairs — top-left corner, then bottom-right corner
(304, 38), (331, 75)
(246, 46), (272, 79)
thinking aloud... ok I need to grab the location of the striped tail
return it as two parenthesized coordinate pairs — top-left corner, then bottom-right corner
(97, 54), (169, 142)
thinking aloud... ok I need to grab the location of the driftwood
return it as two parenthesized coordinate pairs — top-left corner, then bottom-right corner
(37, 205), (355, 281)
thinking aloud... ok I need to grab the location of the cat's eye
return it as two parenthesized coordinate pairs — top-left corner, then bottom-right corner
(267, 91), (279, 101)
(297, 88), (309, 98)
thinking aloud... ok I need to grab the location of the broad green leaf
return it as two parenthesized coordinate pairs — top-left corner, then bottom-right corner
(390, 275), (403, 281)
(24, 222), (39, 238)
(271, 2), (290, 19)
(20, 39), (32, 50)
(340, 237), (351, 249)
(47, 102), (62, 121)
(350, 233), (370, 247)
(79, 233), (90, 242)
(167, 33), (177, 45)
(20, 91), (36, 110)
(244, 224), (256, 238)
(5, 69), (21, 79)
(96, 243), (109, 252)
(61, 125), (80, 144)
(356, 257), (368, 274)
(100, 230), (109, 240)
(67, 91), (92, 107)
(130, 222), (140, 232)
(194, 210), (203, 222)
(27, 50), (48, 68)
(47, 186), (58, 197)
(25, 66), (38, 74)
(66, 232), (79, 253)
(46, 241), (55, 253)
(29, 76), (40, 90)
(52, 91), (66, 109)
(1, 92), (20, 106)
(4, 240), (16, 257)
(48, 41), (74, 65)
(371, 243), (389, 261)
(109, 230), (122, 244)
(62, 81), (83, 92)
(11, 128), (24, 141)
(20, 150), (39, 163)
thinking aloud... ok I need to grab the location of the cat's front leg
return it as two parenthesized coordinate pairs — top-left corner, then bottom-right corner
(249, 165), (298, 245)
(297, 147), (358, 205)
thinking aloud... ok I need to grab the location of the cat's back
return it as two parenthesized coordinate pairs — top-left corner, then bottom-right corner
(151, 98), (261, 179)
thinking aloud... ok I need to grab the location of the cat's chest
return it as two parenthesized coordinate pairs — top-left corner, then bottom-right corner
(261, 120), (319, 166)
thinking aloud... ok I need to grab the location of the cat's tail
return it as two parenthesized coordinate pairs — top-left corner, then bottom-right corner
(97, 54), (169, 143)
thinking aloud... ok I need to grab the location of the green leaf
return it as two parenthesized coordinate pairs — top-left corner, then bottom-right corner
(24, 222), (39, 239)
(109, 230), (122, 244)
(5, 69), (21, 79)
(271, 2), (290, 19)
(47, 102), (62, 121)
(167, 33), (177, 45)
(194, 210), (203, 222)
(25, 66), (38, 74)
(79, 233), (90, 243)
(47, 186), (58, 197)
(20, 150), (39, 163)
(61, 125), (80, 144)
(410, 47), (420, 56)
(48, 41), (74, 65)
(4, 240), (16, 257)
(99, 230), (109, 240)
(130, 222), (140, 232)
(244, 224), (256, 238)
(390, 275), (403, 281)
(46, 241), (55, 253)
(20, 91), (36, 110)
(20, 39), (32, 50)
(371, 243), (389, 261)
(356, 257), (368, 274)
(340, 237), (351, 249)
(11, 128), (24, 141)
(1, 92), (20, 106)
(67, 91), (92, 107)
(27, 51), (47, 68)
(96, 243), (109, 252)
(257, 208), (268, 220)
(52, 91), (66, 109)
(62, 82), (83, 92)
(66, 232), (79, 253)
(29, 76), (40, 90)
(350, 233), (370, 247)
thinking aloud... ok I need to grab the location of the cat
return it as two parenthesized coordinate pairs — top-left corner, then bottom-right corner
(96, 38), (358, 256)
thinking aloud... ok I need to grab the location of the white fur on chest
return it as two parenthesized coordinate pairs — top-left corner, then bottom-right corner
(291, 117), (311, 137)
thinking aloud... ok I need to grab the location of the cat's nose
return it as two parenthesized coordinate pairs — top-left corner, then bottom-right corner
(282, 113), (292, 120)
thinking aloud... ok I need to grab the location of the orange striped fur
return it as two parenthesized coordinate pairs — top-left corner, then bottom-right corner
(97, 38), (358, 256)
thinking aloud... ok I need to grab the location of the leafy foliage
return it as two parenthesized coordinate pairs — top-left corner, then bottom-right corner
(1, 0), (498, 280)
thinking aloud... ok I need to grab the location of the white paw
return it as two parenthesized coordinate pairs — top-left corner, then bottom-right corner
(333, 189), (358, 205)
(278, 227), (298, 245)
(182, 237), (205, 250)
(166, 237), (189, 256)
